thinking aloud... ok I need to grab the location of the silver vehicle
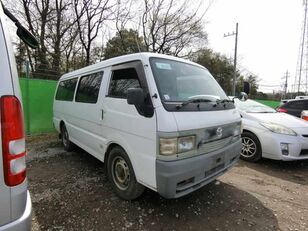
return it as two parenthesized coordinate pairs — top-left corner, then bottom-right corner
(0, 2), (38, 230)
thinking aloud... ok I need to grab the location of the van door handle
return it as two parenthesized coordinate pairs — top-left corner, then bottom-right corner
(101, 109), (104, 120)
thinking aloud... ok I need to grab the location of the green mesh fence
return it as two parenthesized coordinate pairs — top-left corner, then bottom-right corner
(255, 99), (280, 109)
(19, 78), (57, 134)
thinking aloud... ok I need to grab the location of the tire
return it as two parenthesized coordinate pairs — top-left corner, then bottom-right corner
(61, 124), (75, 152)
(240, 131), (262, 162)
(107, 146), (144, 200)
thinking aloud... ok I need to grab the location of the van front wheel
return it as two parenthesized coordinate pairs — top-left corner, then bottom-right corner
(107, 147), (144, 200)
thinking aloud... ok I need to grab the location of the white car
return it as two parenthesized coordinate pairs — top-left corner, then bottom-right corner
(234, 99), (308, 161)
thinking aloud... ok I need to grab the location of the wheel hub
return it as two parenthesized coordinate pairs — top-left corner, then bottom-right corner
(241, 137), (257, 158)
(112, 157), (130, 190)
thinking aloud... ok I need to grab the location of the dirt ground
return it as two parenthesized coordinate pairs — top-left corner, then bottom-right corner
(26, 134), (308, 231)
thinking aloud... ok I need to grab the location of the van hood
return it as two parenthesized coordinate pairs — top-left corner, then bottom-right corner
(172, 108), (241, 131)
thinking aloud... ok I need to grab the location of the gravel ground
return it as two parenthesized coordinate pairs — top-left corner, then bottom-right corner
(26, 134), (308, 231)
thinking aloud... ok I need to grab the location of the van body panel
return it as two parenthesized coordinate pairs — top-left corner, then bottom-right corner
(101, 97), (157, 188)
(0, 3), (32, 229)
(155, 106), (179, 132)
(0, 7), (13, 226)
(0, 192), (32, 231)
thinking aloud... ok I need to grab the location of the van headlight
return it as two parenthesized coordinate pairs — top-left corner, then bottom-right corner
(160, 136), (195, 155)
(260, 122), (297, 136)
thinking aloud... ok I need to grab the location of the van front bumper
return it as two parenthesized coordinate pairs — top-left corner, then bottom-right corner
(156, 139), (241, 198)
(0, 191), (32, 231)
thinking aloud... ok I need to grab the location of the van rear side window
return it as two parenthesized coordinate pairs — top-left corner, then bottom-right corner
(76, 72), (103, 103)
(55, 78), (78, 101)
(108, 68), (140, 98)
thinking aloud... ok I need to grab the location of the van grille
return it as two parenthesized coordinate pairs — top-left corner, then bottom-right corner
(198, 136), (233, 154)
(300, 149), (308, 156)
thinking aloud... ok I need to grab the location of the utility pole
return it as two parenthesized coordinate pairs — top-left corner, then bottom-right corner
(295, 0), (308, 95)
(281, 70), (289, 100)
(224, 22), (238, 96)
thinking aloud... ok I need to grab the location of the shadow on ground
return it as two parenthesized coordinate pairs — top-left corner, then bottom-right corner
(28, 149), (278, 231)
(238, 158), (308, 185)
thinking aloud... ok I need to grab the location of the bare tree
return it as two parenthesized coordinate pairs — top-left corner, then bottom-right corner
(20, 0), (52, 76)
(47, 0), (77, 76)
(113, 0), (135, 54)
(74, 0), (114, 65)
(140, 0), (207, 57)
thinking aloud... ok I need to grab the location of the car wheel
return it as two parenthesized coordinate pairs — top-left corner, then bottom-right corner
(61, 124), (75, 152)
(240, 131), (262, 162)
(107, 146), (144, 200)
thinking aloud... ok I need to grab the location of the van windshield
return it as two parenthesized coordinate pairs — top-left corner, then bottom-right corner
(150, 58), (228, 103)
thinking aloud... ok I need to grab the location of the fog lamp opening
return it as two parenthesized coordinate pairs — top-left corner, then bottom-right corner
(280, 143), (289, 156)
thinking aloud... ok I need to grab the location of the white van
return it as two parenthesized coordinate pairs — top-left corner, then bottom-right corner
(0, 2), (38, 230)
(53, 53), (243, 200)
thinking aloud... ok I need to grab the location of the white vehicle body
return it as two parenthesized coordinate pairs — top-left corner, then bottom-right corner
(0, 3), (32, 231)
(236, 99), (308, 161)
(53, 53), (242, 198)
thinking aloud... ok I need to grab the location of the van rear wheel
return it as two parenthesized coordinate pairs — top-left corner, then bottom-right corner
(107, 147), (144, 200)
(61, 124), (75, 152)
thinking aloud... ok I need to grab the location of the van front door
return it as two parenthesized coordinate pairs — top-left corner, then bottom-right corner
(101, 61), (157, 189)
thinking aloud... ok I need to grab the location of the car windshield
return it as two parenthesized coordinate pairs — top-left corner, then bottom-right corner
(149, 58), (228, 102)
(235, 99), (276, 113)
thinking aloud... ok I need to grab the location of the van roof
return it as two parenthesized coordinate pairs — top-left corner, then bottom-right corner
(60, 52), (205, 80)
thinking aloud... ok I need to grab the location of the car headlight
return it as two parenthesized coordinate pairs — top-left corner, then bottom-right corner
(260, 122), (297, 136)
(234, 122), (242, 136)
(160, 136), (195, 155)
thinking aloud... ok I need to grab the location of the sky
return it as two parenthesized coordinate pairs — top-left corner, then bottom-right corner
(204, 0), (303, 93)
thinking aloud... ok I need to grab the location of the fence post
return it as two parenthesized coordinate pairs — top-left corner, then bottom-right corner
(25, 60), (30, 135)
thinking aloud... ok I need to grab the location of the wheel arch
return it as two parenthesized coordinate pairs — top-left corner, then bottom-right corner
(103, 141), (140, 182)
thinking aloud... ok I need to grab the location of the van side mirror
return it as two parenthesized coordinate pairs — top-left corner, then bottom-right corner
(238, 92), (248, 101)
(127, 88), (144, 105)
(16, 26), (39, 49)
(243, 81), (250, 95)
(232, 92), (248, 102)
(2, 3), (38, 49)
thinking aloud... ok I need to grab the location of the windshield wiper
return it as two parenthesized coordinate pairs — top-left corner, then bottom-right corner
(176, 98), (213, 109)
(216, 99), (234, 104)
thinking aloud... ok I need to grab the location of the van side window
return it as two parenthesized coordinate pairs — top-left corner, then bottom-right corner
(75, 72), (103, 103)
(108, 68), (140, 98)
(55, 78), (78, 101)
